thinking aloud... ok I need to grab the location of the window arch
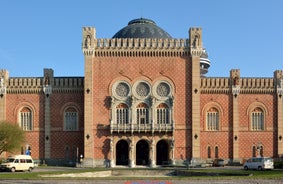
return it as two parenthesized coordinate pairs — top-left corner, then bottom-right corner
(252, 146), (257, 157)
(116, 103), (129, 124)
(19, 107), (33, 131)
(215, 146), (219, 158)
(156, 103), (169, 124)
(251, 107), (264, 131)
(206, 107), (219, 131)
(136, 103), (149, 124)
(207, 146), (211, 158)
(64, 107), (78, 131)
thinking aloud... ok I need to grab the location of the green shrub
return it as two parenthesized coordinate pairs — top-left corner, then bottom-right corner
(274, 161), (283, 169)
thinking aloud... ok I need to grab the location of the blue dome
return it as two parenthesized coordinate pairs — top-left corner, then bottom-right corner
(113, 18), (172, 39)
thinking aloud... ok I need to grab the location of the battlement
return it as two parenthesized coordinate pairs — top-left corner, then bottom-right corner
(82, 38), (192, 57)
(6, 77), (84, 94)
(201, 77), (230, 93)
(201, 77), (274, 94)
(92, 38), (189, 50)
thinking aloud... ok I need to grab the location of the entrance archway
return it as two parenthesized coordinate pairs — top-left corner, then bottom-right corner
(156, 140), (169, 165)
(116, 140), (129, 165)
(136, 140), (149, 165)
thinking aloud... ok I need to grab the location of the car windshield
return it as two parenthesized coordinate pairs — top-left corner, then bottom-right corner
(3, 158), (15, 163)
(264, 157), (273, 162)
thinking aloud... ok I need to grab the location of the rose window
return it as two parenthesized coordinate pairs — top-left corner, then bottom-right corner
(115, 82), (129, 97)
(156, 82), (170, 97)
(136, 82), (150, 97)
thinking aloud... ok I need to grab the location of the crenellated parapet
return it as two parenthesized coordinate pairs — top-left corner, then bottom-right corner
(200, 77), (230, 94)
(238, 78), (274, 94)
(6, 77), (84, 94)
(82, 26), (211, 58)
(7, 78), (43, 94)
(274, 70), (283, 97)
(201, 76), (275, 94)
(52, 77), (84, 93)
(84, 37), (191, 57)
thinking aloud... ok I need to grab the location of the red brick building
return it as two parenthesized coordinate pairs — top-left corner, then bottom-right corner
(0, 18), (282, 167)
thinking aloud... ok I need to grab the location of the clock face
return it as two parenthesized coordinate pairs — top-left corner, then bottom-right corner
(115, 82), (130, 97)
(156, 82), (170, 97)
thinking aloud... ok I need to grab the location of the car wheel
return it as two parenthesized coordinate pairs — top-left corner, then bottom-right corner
(11, 167), (16, 172)
(28, 167), (33, 172)
(258, 166), (263, 171)
(244, 166), (248, 170)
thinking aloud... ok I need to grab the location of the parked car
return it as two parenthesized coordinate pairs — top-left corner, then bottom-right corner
(243, 157), (274, 170)
(213, 158), (225, 167)
(0, 155), (34, 172)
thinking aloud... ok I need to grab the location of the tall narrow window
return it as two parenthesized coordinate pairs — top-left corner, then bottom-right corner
(259, 146), (263, 157)
(215, 146), (219, 158)
(251, 107), (264, 131)
(64, 107), (78, 131)
(136, 103), (149, 124)
(252, 146), (256, 157)
(20, 107), (33, 131)
(65, 146), (69, 160)
(206, 107), (219, 131)
(208, 146), (211, 158)
(157, 103), (169, 124)
(116, 103), (129, 124)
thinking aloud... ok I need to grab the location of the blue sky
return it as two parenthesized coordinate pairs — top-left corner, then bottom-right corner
(0, 0), (282, 77)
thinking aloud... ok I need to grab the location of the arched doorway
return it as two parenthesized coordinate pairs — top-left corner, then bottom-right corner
(156, 140), (169, 165)
(136, 140), (149, 165)
(116, 140), (129, 165)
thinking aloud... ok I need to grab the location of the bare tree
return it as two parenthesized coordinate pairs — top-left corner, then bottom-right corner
(0, 121), (25, 155)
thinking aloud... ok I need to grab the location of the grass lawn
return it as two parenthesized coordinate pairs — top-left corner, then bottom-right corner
(0, 167), (282, 180)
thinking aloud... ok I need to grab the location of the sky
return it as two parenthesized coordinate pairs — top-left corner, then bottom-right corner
(0, 0), (282, 78)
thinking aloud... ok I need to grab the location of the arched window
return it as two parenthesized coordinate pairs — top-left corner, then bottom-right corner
(136, 103), (149, 124)
(252, 146), (257, 157)
(207, 146), (211, 158)
(64, 107), (78, 131)
(215, 146), (219, 158)
(65, 145), (69, 160)
(251, 107), (264, 131)
(206, 107), (219, 131)
(156, 103), (169, 124)
(116, 103), (129, 124)
(20, 107), (33, 131)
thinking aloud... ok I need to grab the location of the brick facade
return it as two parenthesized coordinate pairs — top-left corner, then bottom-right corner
(0, 19), (282, 167)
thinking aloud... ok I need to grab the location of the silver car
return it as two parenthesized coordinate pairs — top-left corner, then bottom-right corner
(243, 157), (274, 170)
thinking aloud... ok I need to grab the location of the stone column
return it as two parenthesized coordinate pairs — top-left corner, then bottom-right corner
(150, 139), (156, 167)
(231, 69), (240, 162)
(129, 137), (135, 167)
(43, 92), (51, 159)
(0, 70), (8, 122)
(171, 139), (175, 165)
(83, 27), (96, 167)
(275, 71), (283, 157)
(43, 68), (53, 160)
(110, 136), (115, 167)
(190, 28), (202, 160)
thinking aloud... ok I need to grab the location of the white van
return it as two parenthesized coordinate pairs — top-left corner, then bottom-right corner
(0, 155), (35, 172)
(243, 157), (274, 170)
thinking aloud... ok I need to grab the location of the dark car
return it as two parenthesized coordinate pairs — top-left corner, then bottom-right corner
(213, 159), (224, 167)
